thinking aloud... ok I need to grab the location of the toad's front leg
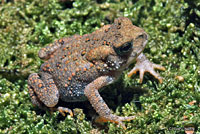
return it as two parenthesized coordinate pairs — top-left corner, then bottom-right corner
(128, 53), (165, 83)
(84, 76), (135, 129)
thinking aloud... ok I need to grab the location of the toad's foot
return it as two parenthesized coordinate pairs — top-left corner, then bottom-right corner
(95, 115), (135, 130)
(128, 53), (165, 83)
(50, 107), (73, 117)
(57, 107), (73, 117)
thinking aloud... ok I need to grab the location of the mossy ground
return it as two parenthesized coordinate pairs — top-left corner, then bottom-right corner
(0, 0), (199, 133)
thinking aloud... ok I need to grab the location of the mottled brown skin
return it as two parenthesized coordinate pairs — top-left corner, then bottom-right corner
(28, 17), (165, 129)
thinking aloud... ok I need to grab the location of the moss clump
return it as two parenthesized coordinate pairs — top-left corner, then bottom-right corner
(0, 0), (199, 133)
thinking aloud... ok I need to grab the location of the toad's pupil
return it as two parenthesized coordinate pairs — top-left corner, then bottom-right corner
(114, 41), (133, 56)
(120, 42), (132, 52)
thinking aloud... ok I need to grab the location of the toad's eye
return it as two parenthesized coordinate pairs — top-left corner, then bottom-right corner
(114, 41), (133, 56)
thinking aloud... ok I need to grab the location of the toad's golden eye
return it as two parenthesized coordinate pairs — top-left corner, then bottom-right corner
(114, 41), (133, 56)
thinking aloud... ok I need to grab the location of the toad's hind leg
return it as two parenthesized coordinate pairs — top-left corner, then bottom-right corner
(84, 76), (135, 129)
(28, 73), (59, 108)
(28, 73), (73, 116)
(28, 85), (44, 109)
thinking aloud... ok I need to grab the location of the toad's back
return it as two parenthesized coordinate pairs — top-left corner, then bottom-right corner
(39, 27), (111, 102)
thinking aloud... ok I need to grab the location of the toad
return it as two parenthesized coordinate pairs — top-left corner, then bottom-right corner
(28, 17), (165, 129)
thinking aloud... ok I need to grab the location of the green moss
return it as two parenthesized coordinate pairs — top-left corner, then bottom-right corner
(0, 0), (199, 133)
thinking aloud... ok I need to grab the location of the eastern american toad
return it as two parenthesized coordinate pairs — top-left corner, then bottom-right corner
(28, 17), (165, 129)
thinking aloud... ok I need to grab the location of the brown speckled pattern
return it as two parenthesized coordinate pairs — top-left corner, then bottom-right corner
(28, 17), (165, 129)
